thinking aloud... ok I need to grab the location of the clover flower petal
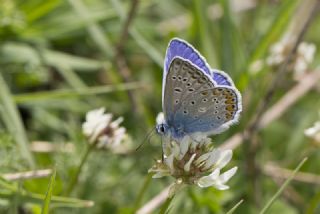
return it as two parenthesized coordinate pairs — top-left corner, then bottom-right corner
(82, 108), (130, 153)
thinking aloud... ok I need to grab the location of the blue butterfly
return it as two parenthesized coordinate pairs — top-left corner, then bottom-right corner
(156, 38), (242, 140)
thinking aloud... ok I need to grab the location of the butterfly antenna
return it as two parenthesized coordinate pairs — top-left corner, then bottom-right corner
(161, 136), (164, 162)
(135, 127), (156, 151)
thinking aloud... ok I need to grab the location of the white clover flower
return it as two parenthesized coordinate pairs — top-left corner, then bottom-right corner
(266, 35), (294, 66)
(294, 42), (316, 79)
(82, 108), (129, 152)
(266, 36), (316, 80)
(305, 121), (320, 143)
(149, 135), (237, 191)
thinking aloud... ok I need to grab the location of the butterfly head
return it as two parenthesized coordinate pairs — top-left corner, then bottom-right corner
(156, 123), (169, 136)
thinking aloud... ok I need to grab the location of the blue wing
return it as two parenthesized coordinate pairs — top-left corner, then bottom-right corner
(164, 38), (211, 76)
(211, 70), (233, 86)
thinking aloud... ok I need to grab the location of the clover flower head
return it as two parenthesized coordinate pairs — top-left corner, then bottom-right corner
(267, 35), (316, 80)
(294, 42), (316, 78)
(82, 108), (129, 153)
(149, 135), (237, 191)
(305, 121), (320, 144)
(267, 35), (295, 66)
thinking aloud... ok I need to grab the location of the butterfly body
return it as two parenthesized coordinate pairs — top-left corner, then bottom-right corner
(157, 38), (242, 141)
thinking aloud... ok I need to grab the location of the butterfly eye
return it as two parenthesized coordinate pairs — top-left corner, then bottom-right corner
(160, 126), (164, 132)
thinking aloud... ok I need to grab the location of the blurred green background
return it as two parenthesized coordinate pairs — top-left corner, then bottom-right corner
(0, 0), (320, 213)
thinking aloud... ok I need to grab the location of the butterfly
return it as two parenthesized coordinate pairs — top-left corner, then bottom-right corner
(156, 38), (242, 141)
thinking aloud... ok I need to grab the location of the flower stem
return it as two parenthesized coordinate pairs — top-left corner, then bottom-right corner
(158, 194), (174, 214)
(132, 173), (153, 212)
(65, 144), (95, 196)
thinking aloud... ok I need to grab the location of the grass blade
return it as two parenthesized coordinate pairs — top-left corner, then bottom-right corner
(41, 168), (56, 214)
(0, 43), (109, 71)
(192, 0), (217, 67)
(259, 157), (308, 214)
(110, 0), (163, 67)
(14, 82), (146, 103)
(226, 199), (244, 214)
(247, 0), (300, 72)
(0, 190), (94, 208)
(68, 0), (114, 58)
(26, 0), (61, 23)
(0, 73), (35, 167)
(0, 176), (94, 209)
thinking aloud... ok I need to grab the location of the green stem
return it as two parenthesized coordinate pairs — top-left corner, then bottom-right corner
(158, 195), (174, 214)
(226, 199), (244, 214)
(132, 173), (153, 212)
(259, 157), (308, 214)
(65, 144), (95, 196)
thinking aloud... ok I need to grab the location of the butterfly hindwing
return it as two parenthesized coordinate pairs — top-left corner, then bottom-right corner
(180, 87), (239, 134)
(212, 70), (233, 86)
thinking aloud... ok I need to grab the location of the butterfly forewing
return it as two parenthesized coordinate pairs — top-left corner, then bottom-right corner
(163, 58), (214, 122)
